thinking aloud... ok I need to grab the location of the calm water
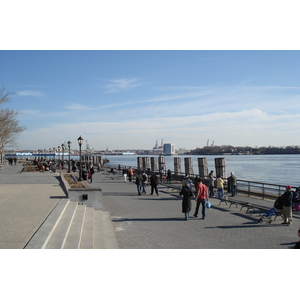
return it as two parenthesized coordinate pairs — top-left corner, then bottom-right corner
(103, 154), (300, 187)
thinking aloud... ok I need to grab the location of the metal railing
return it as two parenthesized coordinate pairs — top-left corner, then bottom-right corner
(236, 179), (290, 200)
(102, 162), (292, 200)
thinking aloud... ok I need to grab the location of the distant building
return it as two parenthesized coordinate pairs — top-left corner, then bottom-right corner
(163, 143), (175, 155)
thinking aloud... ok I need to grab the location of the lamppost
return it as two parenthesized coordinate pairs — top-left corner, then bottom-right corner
(77, 135), (84, 181)
(57, 146), (61, 169)
(67, 141), (71, 173)
(53, 147), (56, 162)
(61, 143), (65, 169)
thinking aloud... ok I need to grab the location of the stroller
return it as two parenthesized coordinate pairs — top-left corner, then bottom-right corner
(258, 197), (283, 223)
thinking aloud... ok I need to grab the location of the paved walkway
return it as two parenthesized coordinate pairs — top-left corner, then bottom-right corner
(0, 163), (66, 249)
(1, 164), (299, 249)
(92, 170), (300, 249)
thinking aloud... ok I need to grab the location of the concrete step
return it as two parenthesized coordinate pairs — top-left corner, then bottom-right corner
(80, 206), (94, 249)
(25, 199), (119, 249)
(63, 204), (85, 249)
(46, 200), (78, 249)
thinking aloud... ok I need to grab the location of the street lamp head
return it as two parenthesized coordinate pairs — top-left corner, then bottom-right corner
(77, 135), (84, 146)
(67, 140), (72, 147)
(61, 143), (65, 148)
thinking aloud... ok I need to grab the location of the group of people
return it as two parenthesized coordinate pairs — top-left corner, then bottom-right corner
(180, 177), (209, 221)
(135, 170), (159, 196)
(7, 157), (17, 166)
(122, 167), (134, 183)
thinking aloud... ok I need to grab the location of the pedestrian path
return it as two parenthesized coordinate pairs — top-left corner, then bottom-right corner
(0, 163), (66, 249)
(0, 163), (118, 249)
(92, 170), (300, 249)
(1, 163), (299, 249)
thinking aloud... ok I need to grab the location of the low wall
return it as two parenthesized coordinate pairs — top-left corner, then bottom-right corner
(68, 188), (102, 210)
(60, 173), (102, 210)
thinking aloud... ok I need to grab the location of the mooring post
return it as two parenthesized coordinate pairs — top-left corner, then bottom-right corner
(184, 157), (194, 176)
(214, 157), (226, 178)
(174, 157), (182, 175)
(198, 157), (208, 178)
(150, 157), (158, 172)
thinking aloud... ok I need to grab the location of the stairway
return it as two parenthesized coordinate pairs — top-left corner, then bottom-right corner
(25, 199), (119, 249)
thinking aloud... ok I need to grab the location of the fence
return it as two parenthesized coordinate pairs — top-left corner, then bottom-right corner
(236, 180), (289, 200)
(103, 161), (292, 200)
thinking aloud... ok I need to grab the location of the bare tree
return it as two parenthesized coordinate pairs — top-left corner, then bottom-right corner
(0, 86), (26, 163)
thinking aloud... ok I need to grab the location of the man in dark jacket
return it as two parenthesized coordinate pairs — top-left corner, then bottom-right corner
(180, 183), (193, 220)
(136, 173), (143, 196)
(150, 172), (159, 196)
(282, 185), (293, 225)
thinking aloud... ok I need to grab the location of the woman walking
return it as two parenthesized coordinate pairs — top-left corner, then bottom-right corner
(180, 183), (193, 220)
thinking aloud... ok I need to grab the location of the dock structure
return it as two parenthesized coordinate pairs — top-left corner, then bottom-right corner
(0, 162), (299, 249)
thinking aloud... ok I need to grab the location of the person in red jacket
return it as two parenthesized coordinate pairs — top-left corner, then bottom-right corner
(193, 178), (209, 219)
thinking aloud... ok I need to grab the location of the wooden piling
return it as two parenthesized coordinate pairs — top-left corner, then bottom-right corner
(174, 157), (182, 175)
(198, 157), (208, 178)
(214, 157), (226, 178)
(184, 157), (194, 175)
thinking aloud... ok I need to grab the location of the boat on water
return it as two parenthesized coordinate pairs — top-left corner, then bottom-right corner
(118, 152), (136, 155)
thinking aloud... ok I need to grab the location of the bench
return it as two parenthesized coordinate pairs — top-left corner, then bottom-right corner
(217, 196), (284, 222)
(165, 184), (181, 193)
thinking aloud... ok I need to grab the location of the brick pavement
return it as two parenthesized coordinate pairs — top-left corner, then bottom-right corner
(93, 170), (300, 249)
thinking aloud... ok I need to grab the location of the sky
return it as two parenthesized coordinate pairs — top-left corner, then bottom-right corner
(2, 50), (300, 151)
(1, 1), (300, 152)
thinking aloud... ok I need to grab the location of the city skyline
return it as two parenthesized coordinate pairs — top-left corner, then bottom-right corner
(2, 50), (300, 151)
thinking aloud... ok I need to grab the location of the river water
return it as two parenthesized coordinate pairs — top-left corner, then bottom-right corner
(102, 154), (300, 187)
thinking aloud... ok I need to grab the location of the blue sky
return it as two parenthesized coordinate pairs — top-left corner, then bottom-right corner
(1, 50), (300, 151)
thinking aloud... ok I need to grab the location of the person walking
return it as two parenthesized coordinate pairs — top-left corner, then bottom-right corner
(281, 185), (293, 225)
(166, 169), (172, 183)
(193, 178), (209, 219)
(228, 172), (237, 196)
(128, 167), (134, 182)
(141, 171), (148, 194)
(123, 167), (128, 183)
(136, 173), (143, 196)
(216, 174), (224, 199)
(88, 165), (95, 183)
(180, 183), (193, 220)
(208, 174), (215, 197)
(150, 172), (159, 196)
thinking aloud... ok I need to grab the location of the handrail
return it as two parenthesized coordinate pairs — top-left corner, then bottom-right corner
(102, 162), (294, 200)
(236, 179), (292, 199)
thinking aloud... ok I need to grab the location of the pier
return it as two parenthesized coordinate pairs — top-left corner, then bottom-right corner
(0, 161), (299, 249)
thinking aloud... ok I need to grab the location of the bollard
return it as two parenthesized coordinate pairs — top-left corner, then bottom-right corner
(150, 157), (158, 172)
(137, 157), (143, 171)
(174, 157), (182, 175)
(198, 157), (208, 178)
(214, 157), (226, 178)
(184, 157), (194, 176)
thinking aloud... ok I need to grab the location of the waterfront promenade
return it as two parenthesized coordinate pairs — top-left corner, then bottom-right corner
(0, 163), (299, 249)
(0, 163), (66, 249)
(97, 171), (300, 249)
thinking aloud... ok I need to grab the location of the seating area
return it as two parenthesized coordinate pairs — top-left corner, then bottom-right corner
(218, 196), (283, 222)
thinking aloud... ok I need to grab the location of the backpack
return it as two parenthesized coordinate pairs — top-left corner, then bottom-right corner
(274, 197), (283, 210)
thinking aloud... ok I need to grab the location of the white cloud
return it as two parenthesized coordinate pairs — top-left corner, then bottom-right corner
(16, 90), (45, 97)
(104, 78), (142, 92)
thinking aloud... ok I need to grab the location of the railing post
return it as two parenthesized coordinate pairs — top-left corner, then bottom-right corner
(248, 182), (250, 196)
(262, 183), (265, 199)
